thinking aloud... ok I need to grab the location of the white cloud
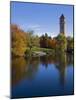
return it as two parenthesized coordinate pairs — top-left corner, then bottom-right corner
(28, 25), (40, 29)
(27, 24), (41, 31)
(19, 24), (41, 32)
(34, 31), (58, 38)
(19, 24), (59, 37)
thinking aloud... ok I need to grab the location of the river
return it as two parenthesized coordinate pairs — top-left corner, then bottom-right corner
(11, 53), (74, 98)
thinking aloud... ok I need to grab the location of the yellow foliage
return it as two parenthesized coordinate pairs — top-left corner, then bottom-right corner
(11, 24), (27, 56)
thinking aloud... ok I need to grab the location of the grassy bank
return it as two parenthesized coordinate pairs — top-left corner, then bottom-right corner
(25, 47), (55, 57)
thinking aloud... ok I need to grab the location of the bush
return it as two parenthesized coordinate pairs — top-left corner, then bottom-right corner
(25, 49), (31, 57)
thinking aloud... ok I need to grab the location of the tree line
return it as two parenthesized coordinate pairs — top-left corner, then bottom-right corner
(11, 24), (74, 56)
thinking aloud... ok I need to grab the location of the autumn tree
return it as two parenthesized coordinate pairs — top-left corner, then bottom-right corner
(40, 33), (49, 48)
(48, 38), (57, 49)
(11, 24), (27, 56)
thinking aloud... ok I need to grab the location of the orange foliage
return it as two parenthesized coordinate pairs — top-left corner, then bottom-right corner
(48, 39), (57, 49)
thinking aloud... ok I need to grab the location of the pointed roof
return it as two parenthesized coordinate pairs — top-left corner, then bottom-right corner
(60, 14), (65, 19)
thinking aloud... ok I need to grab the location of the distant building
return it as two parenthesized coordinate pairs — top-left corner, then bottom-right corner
(60, 14), (65, 34)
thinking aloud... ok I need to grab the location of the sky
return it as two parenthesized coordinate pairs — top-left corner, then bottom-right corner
(11, 1), (74, 37)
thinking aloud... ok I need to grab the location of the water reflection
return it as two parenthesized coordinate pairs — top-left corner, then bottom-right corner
(55, 53), (67, 86)
(11, 53), (74, 98)
(40, 54), (56, 68)
(12, 57), (39, 85)
(12, 53), (73, 85)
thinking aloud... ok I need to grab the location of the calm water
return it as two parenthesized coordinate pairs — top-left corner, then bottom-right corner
(11, 53), (74, 98)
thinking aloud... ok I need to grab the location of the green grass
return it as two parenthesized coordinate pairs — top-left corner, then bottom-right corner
(26, 46), (55, 53)
(25, 46), (55, 57)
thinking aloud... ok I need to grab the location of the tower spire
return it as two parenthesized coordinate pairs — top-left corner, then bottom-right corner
(60, 14), (65, 34)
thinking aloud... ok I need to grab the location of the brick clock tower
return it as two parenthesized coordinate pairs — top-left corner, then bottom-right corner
(60, 14), (65, 34)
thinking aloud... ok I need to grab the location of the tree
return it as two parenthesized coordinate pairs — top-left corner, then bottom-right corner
(45, 33), (49, 48)
(48, 38), (57, 49)
(56, 34), (67, 52)
(11, 24), (27, 56)
(31, 35), (40, 47)
(40, 33), (49, 48)
(67, 36), (74, 49)
(40, 35), (45, 48)
(26, 30), (33, 47)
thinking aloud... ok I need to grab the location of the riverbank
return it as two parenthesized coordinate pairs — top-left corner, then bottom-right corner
(25, 47), (55, 57)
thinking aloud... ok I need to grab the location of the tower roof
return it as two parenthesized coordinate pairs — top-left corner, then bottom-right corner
(60, 14), (65, 19)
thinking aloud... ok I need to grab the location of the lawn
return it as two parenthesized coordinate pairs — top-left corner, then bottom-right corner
(26, 46), (55, 56)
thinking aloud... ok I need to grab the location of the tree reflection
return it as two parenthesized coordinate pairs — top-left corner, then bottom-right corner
(40, 55), (48, 68)
(11, 57), (28, 85)
(25, 57), (40, 79)
(40, 52), (67, 86)
(11, 56), (39, 86)
(55, 52), (73, 87)
(55, 52), (67, 86)
(12, 53), (73, 87)
(67, 53), (74, 66)
(40, 54), (56, 68)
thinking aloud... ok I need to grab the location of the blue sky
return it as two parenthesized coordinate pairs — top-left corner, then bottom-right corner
(11, 2), (73, 37)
